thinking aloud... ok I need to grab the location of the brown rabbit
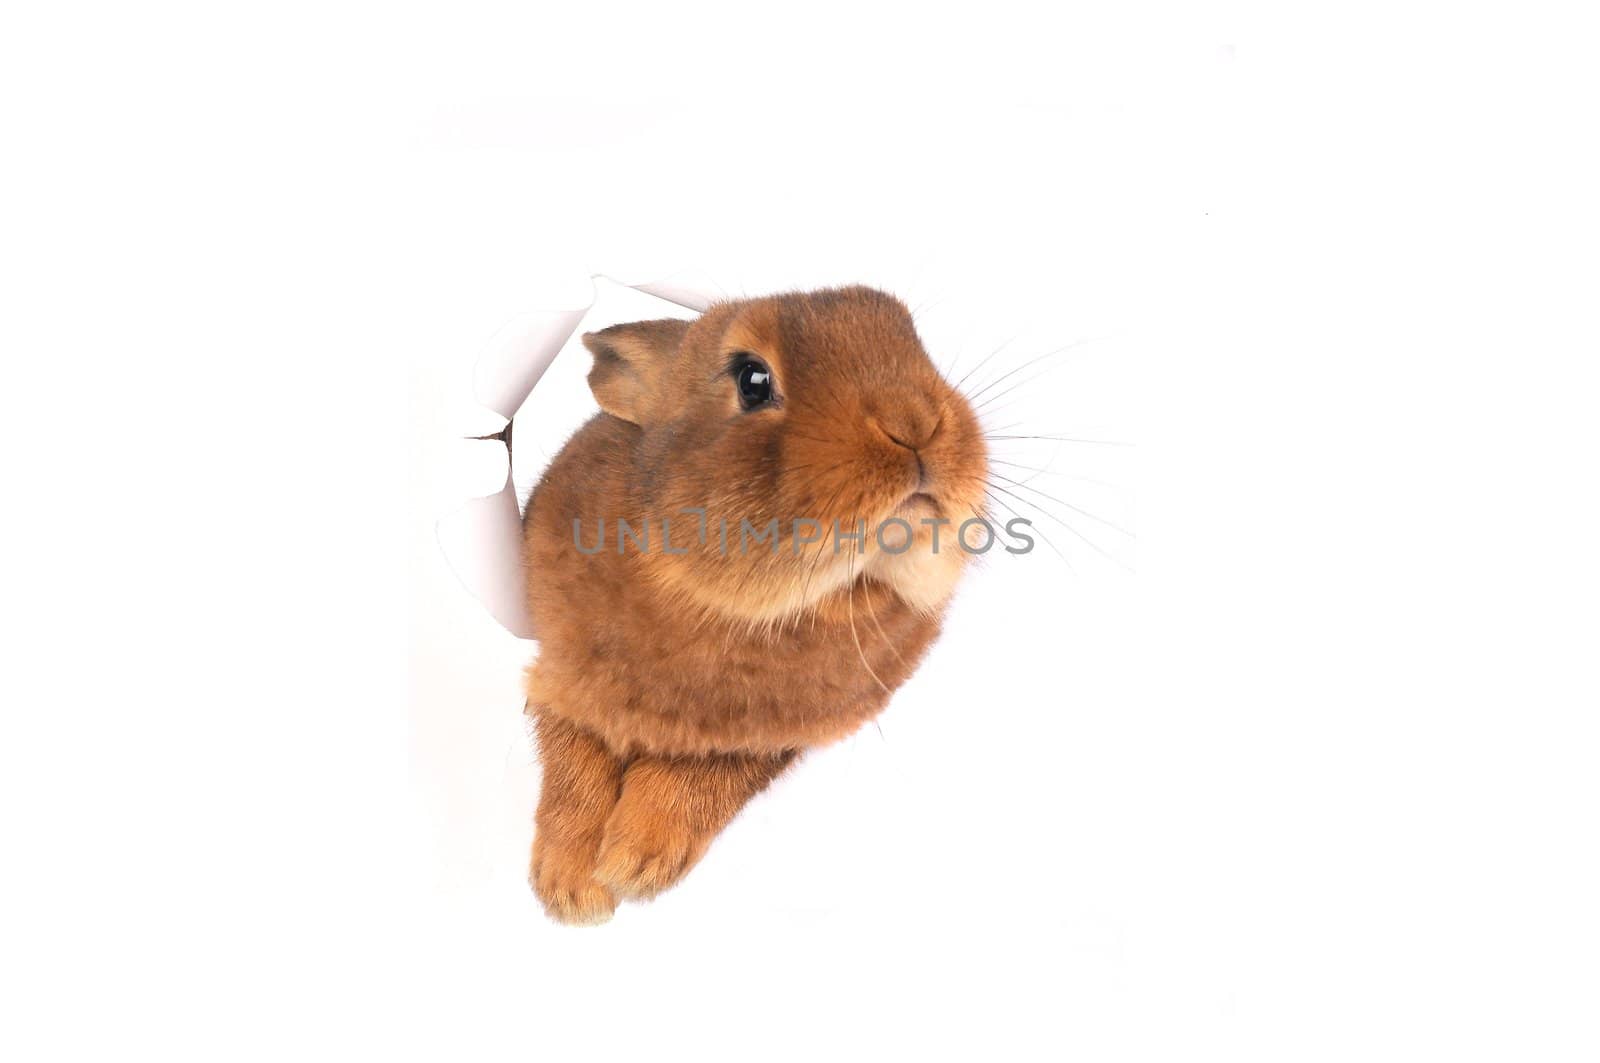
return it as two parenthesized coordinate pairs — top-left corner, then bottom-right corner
(522, 286), (989, 924)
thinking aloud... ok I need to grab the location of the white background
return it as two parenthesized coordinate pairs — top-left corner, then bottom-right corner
(4, 2), (1597, 1061)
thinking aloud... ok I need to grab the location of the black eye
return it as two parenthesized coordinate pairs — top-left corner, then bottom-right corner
(731, 355), (774, 410)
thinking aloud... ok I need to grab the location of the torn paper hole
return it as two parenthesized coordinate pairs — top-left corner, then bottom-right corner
(436, 275), (715, 641)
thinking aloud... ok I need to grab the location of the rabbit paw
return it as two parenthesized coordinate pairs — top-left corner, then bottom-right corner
(593, 812), (706, 900)
(531, 840), (616, 926)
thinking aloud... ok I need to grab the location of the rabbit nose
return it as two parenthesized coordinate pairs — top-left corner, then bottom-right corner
(873, 412), (942, 487)
(874, 405), (943, 452)
(883, 425), (931, 451)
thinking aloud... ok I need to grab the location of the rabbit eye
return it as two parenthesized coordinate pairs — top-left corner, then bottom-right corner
(731, 355), (774, 410)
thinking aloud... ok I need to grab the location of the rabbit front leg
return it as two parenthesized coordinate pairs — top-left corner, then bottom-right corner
(594, 749), (796, 900)
(530, 711), (626, 925)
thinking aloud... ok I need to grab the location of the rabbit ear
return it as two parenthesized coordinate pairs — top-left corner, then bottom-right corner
(582, 318), (689, 425)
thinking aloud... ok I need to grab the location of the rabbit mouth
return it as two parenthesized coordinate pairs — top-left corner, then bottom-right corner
(896, 491), (941, 517)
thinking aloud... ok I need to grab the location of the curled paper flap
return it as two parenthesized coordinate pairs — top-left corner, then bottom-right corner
(437, 274), (717, 641)
(435, 471), (533, 640)
(630, 279), (716, 313)
(472, 309), (587, 421)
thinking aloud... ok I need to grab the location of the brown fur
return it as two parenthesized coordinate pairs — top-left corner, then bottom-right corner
(522, 287), (988, 923)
